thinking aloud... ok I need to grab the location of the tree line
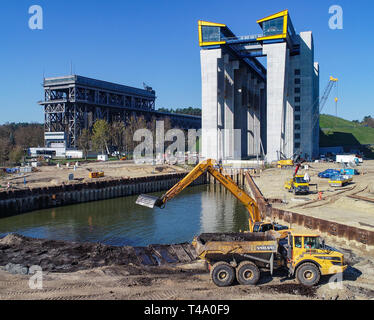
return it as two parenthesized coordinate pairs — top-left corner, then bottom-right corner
(79, 115), (173, 159)
(0, 115), (183, 165)
(0, 123), (44, 166)
(157, 107), (201, 116)
(352, 115), (374, 128)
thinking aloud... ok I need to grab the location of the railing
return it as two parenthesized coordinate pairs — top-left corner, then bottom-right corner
(224, 34), (263, 43)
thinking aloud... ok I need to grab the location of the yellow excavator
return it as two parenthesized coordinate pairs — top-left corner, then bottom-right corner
(136, 159), (290, 235)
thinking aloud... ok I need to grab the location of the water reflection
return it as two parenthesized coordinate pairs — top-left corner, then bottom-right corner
(200, 184), (249, 234)
(0, 185), (249, 246)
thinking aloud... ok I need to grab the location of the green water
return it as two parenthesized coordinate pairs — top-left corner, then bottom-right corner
(0, 185), (249, 246)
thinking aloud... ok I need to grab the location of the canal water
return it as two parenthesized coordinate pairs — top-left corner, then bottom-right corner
(0, 185), (249, 246)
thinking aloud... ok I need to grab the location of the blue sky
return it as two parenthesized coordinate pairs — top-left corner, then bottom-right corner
(0, 0), (372, 123)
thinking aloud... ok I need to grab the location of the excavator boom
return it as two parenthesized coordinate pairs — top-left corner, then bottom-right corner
(136, 159), (262, 231)
(136, 159), (212, 208)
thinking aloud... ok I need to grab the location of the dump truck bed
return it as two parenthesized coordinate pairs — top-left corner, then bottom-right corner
(193, 232), (279, 261)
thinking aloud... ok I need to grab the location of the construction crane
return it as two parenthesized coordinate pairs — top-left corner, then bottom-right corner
(312, 76), (339, 130)
(136, 159), (290, 235)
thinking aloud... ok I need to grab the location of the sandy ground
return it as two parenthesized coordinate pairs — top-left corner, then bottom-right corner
(254, 160), (374, 232)
(0, 233), (374, 300)
(0, 160), (188, 190)
(0, 160), (373, 300)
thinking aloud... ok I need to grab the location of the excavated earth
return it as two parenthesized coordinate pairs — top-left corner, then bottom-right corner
(1, 233), (374, 300)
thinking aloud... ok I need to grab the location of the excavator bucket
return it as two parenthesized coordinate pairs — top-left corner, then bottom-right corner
(136, 194), (162, 208)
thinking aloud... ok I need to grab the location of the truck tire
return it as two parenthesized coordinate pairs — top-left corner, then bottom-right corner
(296, 263), (320, 286)
(236, 261), (260, 285)
(210, 262), (235, 287)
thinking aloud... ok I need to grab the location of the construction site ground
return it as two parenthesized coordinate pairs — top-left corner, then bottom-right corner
(0, 160), (189, 190)
(0, 160), (374, 300)
(253, 160), (374, 235)
(0, 233), (374, 300)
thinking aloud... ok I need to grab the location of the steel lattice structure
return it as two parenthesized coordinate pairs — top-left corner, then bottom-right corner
(38, 75), (201, 148)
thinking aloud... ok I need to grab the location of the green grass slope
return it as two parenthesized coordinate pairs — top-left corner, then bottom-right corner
(319, 114), (374, 146)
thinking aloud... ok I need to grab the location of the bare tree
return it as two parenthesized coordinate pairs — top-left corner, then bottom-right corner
(78, 129), (91, 160)
(0, 137), (10, 165)
(123, 115), (147, 155)
(111, 121), (125, 154)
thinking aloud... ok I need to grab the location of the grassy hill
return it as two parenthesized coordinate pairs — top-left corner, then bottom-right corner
(319, 114), (374, 146)
(319, 114), (374, 158)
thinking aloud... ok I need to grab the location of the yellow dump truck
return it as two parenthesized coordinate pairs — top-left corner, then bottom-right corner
(192, 231), (346, 287)
(284, 175), (309, 194)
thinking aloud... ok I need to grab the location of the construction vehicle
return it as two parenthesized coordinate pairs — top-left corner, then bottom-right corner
(284, 175), (309, 194)
(193, 230), (347, 287)
(88, 171), (104, 178)
(276, 152), (301, 168)
(136, 159), (290, 235)
(277, 159), (294, 168)
(328, 175), (352, 187)
(284, 161), (309, 194)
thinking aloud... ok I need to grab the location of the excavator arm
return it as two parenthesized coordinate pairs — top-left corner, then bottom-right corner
(136, 159), (262, 231)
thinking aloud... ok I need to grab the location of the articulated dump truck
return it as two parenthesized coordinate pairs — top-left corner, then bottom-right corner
(192, 231), (347, 287)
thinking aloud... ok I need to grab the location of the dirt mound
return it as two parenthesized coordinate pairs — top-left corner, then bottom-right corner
(197, 232), (276, 244)
(0, 234), (142, 273)
(0, 234), (197, 274)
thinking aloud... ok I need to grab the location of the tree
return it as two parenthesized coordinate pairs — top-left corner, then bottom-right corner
(0, 137), (10, 165)
(14, 124), (44, 148)
(111, 121), (125, 154)
(362, 115), (374, 128)
(9, 146), (24, 165)
(78, 129), (91, 160)
(123, 115), (147, 154)
(92, 120), (110, 154)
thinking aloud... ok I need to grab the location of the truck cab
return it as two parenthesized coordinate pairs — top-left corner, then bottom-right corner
(284, 175), (309, 194)
(282, 232), (347, 286)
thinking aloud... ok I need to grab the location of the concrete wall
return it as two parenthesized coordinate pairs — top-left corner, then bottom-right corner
(262, 42), (288, 162)
(201, 48), (266, 161)
(201, 49), (222, 160)
(299, 31), (318, 160)
(263, 32), (319, 162)
(313, 61), (320, 157)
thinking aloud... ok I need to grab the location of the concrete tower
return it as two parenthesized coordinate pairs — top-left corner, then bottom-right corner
(199, 10), (319, 163)
(199, 21), (267, 161)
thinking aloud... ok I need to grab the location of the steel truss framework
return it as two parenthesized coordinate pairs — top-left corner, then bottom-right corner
(39, 75), (201, 148)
